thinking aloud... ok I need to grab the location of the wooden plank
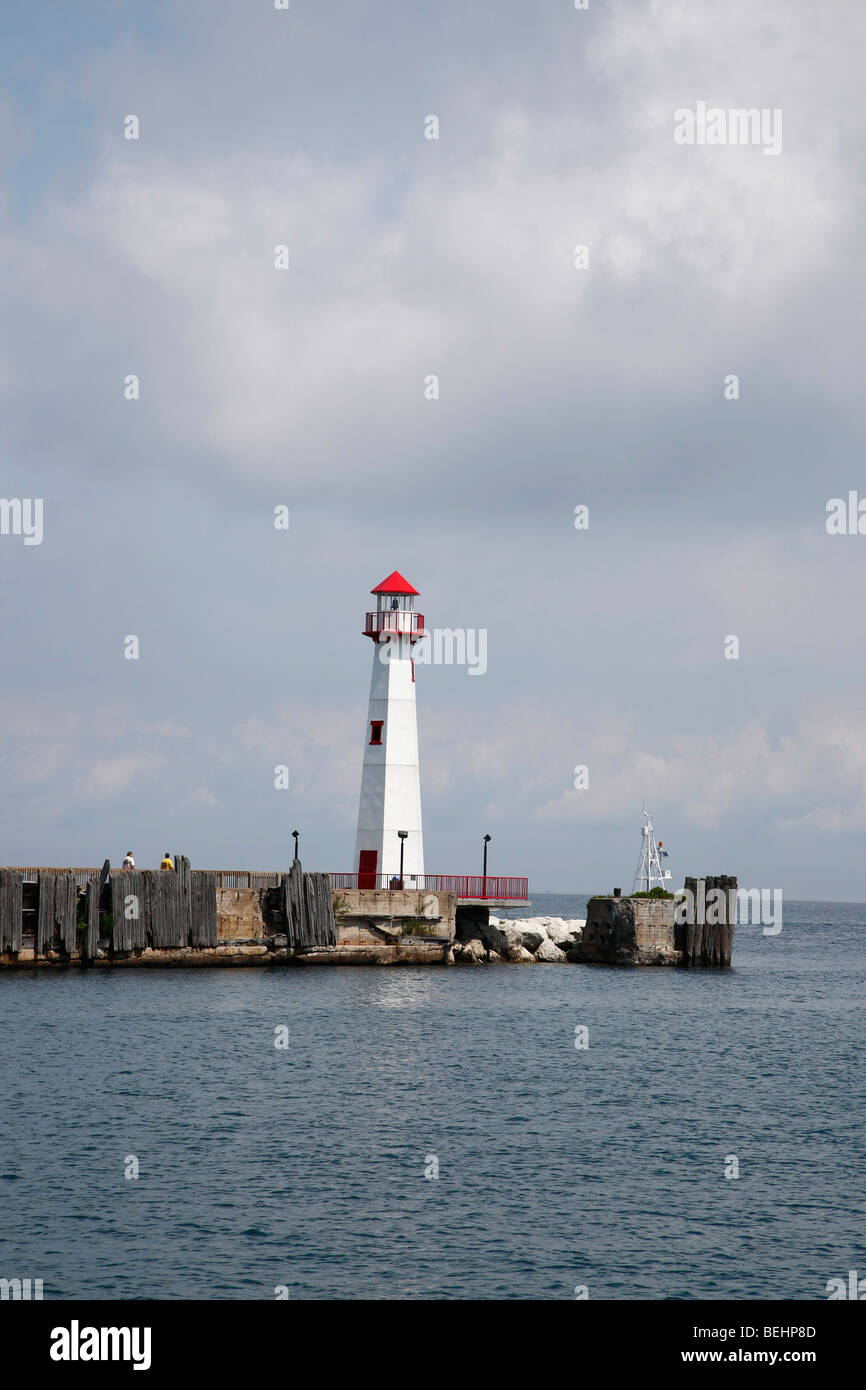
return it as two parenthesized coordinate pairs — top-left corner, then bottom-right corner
(288, 859), (304, 946)
(127, 870), (146, 950)
(298, 861), (310, 942)
(110, 873), (127, 951)
(284, 867), (297, 945)
(724, 874), (737, 966)
(700, 876), (714, 967)
(694, 876), (707, 967)
(188, 870), (200, 947)
(83, 877), (99, 961)
(163, 870), (184, 948)
(111, 871), (146, 951)
(36, 872), (56, 954)
(0, 869), (23, 953)
(303, 872), (317, 945)
(189, 871), (217, 948)
(713, 877), (726, 967)
(182, 856), (193, 944)
(684, 876), (697, 966)
(56, 874), (78, 954)
(310, 872), (321, 946)
(156, 871), (171, 950)
(149, 872), (166, 949)
(312, 873), (323, 945)
(312, 872), (337, 946)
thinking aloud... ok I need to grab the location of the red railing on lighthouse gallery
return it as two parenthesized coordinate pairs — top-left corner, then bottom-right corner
(328, 873), (529, 901)
(364, 610), (426, 639)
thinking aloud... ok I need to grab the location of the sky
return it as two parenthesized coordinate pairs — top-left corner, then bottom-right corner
(1, 0), (865, 898)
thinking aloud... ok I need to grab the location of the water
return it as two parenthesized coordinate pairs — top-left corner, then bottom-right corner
(0, 895), (863, 1300)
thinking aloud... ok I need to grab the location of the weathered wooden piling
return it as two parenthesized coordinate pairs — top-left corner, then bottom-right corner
(82, 876), (100, 961)
(189, 870), (217, 948)
(111, 870), (147, 951)
(310, 871), (338, 947)
(282, 861), (336, 948)
(682, 875), (696, 964)
(679, 874), (737, 967)
(36, 872), (78, 955)
(0, 869), (23, 954)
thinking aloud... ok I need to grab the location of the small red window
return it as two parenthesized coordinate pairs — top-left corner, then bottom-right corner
(369, 720), (383, 745)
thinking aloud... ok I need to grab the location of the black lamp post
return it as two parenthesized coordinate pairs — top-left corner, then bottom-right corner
(483, 834), (491, 897)
(398, 830), (408, 887)
(292, 830), (299, 863)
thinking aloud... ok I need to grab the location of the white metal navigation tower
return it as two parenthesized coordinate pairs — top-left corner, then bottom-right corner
(632, 800), (672, 893)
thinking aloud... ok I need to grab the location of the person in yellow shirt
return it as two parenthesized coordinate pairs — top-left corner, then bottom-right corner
(160, 852), (174, 870)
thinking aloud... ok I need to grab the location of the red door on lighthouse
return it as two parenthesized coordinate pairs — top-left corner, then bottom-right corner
(358, 850), (378, 889)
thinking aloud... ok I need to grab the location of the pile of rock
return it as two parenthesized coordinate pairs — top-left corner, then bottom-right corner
(451, 915), (585, 965)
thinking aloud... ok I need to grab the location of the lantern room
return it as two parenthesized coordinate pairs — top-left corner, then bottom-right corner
(364, 571), (425, 641)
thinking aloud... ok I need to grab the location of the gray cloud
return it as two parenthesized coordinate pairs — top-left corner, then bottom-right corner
(1, 0), (864, 897)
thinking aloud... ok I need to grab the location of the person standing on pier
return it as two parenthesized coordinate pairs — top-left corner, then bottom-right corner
(160, 852), (174, 870)
(122, 850), (135, 869)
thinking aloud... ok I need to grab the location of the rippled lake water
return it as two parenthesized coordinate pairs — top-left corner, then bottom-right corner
(0, 895), (863, 1299)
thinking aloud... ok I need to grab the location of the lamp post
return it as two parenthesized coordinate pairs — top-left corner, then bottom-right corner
(397, 830), (408, 888)
(292, 830), (299, 863)
(482, 834), (491, 898)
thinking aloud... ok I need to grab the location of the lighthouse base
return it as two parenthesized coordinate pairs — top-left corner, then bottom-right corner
(334, 887), (456, 941)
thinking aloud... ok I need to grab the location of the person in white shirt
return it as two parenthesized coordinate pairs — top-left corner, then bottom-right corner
(122, 851), (135, 869)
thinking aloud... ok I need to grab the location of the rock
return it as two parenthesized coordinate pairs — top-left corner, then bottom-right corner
(507, 943), (535, 963)
(535, 937), (567, 962)
(502, 921), (548, 952)
(477, 918), (509, 955)
(545, 918), (579, 945)
(462, 937), (486, 963)
(519, 928), (546, 952)
(487, 949), (501, 963)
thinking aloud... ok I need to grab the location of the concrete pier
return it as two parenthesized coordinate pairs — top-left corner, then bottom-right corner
(0, 870), (456, 969)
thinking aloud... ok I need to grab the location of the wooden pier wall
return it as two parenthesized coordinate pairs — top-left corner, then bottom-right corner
(0, 858), (336, 967)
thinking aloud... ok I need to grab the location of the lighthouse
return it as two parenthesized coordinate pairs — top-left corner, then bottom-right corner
(353, 572), (426, 889)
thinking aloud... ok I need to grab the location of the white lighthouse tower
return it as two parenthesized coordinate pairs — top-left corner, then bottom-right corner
(353, 571), (426, 889)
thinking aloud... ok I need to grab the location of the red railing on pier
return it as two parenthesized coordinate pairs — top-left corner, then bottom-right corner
(328, 873), (529, 901)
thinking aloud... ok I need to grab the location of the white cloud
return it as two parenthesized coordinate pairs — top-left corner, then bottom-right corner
(76, 753), (166, 801)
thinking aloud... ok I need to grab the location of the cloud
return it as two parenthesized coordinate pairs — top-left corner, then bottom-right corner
(186, 786), (218, 807)
(6, 0), (862, 509)
(76, 752), (167, 801)
(533, 706), (866, 833)
(0, 1), (864, 894)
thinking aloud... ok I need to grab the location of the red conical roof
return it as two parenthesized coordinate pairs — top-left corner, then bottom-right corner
(371, 570), (419, 595)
